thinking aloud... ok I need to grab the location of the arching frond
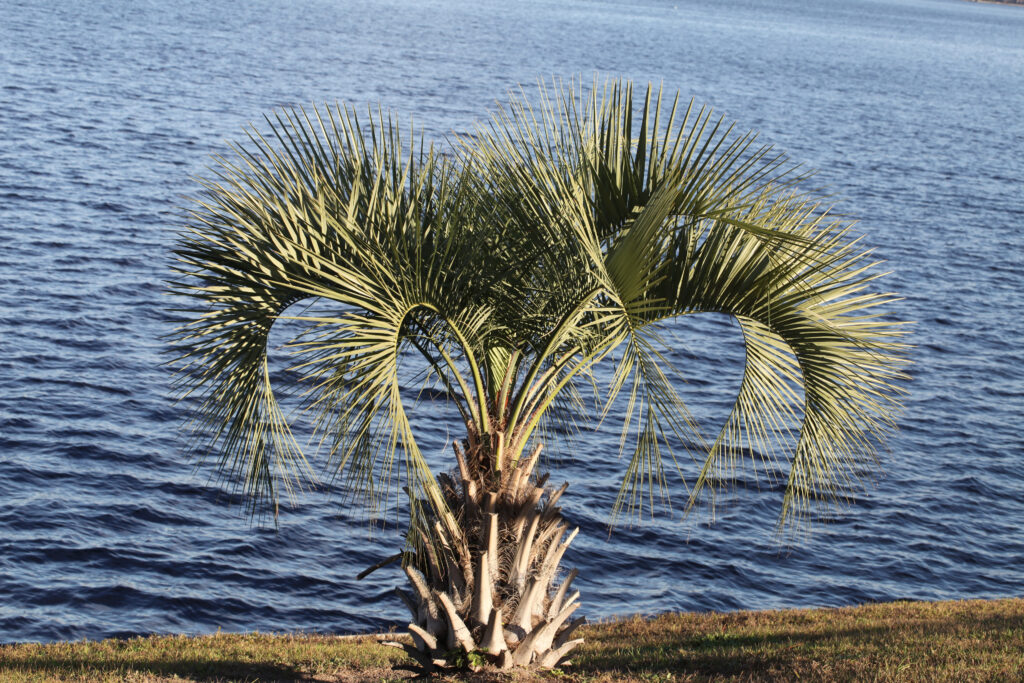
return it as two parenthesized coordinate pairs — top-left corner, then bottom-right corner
(170, 104), (496, 530)
(460, 78), (908, 527)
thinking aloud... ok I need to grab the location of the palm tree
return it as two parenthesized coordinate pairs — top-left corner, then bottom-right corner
(169, 80), (907, 673)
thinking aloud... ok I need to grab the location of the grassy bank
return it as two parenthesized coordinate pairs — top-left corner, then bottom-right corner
(2, 598), (1021, 682)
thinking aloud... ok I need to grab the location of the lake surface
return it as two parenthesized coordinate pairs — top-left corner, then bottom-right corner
(1, 0), (1023, 643)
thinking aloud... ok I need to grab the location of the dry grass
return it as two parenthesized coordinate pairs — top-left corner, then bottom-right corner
(0, 632), (404, 683)
(1, 598), (1021, 682)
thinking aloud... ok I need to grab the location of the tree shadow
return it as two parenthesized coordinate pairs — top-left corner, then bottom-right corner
(574, 610), (1024, 679)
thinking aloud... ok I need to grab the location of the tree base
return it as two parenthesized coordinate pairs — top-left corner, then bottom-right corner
(387, 445), (585, 673)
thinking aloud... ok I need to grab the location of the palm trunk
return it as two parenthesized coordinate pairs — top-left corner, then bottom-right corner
(384, 441), (585, 673)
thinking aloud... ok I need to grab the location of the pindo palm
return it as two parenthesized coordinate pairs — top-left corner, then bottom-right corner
(169, 79), (907, 674)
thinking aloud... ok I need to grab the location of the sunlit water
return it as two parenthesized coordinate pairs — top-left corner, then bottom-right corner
(1, 0), (1022, 643)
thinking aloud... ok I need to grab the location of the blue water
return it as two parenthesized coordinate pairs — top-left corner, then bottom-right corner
(2, 0), (1023, 644)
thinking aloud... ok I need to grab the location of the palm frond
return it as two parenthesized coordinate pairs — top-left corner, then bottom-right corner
(461, 78), (907, 527)
(170, 104), (492, 530)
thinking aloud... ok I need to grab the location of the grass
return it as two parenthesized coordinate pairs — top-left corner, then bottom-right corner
(1, 598), (1021, 682)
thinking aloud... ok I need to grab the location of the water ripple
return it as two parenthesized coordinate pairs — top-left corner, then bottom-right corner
(1, 0), (1022, 644)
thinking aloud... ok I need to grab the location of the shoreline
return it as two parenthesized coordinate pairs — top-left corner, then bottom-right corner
(2, 597), (1022, 681)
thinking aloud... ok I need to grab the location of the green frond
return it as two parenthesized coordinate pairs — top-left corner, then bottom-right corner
(461, 77), (907, 527)
(170, 103), (489, 529)
(676, 195), (909, 527)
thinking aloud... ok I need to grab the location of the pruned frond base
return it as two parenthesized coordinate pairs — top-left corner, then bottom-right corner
(390, 445), (584, 674)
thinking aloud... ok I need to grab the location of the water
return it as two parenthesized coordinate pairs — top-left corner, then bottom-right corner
(1, 0), (1023, 644)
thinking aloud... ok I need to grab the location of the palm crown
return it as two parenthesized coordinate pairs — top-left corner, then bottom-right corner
(170, 80), (907, 671)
